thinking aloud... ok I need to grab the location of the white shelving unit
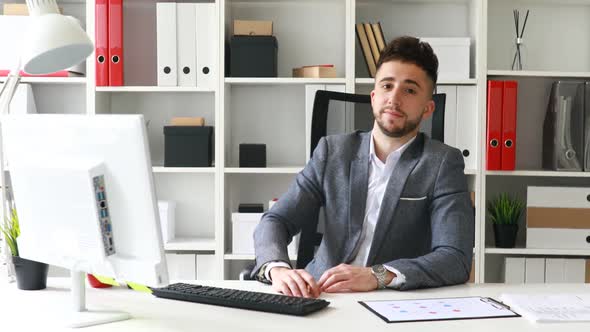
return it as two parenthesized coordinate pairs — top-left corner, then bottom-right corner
(482, 0), (590, 283)
(12, 0), (588, 282)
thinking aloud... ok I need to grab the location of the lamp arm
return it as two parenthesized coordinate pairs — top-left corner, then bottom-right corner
(0, 74), (22, 116)
(26, 0), (60, 16)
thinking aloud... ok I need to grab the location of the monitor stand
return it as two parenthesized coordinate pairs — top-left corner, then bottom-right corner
(64, 270), (130, 328)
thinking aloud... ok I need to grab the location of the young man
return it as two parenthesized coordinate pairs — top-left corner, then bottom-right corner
(252, 36), (474, 298)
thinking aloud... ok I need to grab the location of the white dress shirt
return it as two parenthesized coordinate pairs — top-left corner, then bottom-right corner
(266, 133), (417, 289)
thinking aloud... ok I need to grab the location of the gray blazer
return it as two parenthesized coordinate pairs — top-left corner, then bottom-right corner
(253, 131), (474, 290)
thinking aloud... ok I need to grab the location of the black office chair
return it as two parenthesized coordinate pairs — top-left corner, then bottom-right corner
(240, 89), (446, 279)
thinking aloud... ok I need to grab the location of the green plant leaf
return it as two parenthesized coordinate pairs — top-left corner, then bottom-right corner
(0, 208), (19, 256)
(487, 193), (524, 225)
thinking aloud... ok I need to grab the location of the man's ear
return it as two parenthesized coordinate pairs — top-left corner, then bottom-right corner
(422, 99), (436, 120)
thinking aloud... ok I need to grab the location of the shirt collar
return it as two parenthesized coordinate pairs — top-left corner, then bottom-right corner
(369, 131), (417, 164)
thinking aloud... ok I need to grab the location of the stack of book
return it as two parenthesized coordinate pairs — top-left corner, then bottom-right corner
(355, 22), (386, 78)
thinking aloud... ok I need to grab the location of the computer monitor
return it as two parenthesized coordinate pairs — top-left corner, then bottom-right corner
(1, 114), (169, 328)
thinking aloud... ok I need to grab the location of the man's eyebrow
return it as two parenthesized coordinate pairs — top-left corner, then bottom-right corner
(404, 79), (421, 89)
(378, 77), (422, 89)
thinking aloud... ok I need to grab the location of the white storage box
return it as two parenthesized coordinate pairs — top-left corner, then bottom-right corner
(165, 253), (196, 280)
(232, 213), (299, 255)
(419, 37), (470, 80)
(526, 186), (590, 249)
(504, 257), (525, 284)
(158, 200), (176, 243)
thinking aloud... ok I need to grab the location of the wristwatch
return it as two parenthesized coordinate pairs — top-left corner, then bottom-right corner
(256, 263), (272, 285)
(371, 264), (388, 289)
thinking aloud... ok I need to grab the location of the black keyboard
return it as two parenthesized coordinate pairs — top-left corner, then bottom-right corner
(151, 283), (330, 316)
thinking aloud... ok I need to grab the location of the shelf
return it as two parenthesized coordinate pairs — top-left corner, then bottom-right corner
(96, 86), (214, 93)
(224, 254), (297, 261)
(224, 77), (346, 85)
(487, 70), (590, 78)
(153, 166), (216, 174)
(485, 247), (590, 256)
(227, 0), (343, 3)
(355, 78), (477, 85)
(224, 167), (304, 174)
(486, 170), (590, 177)
(164, 237), (216, 251)
(0, 77), (86, 84)
(357, 0), (472, 3)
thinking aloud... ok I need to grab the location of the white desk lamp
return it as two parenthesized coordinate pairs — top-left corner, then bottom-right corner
(0, 0), (93, 282)
(0, 0), (93, 112)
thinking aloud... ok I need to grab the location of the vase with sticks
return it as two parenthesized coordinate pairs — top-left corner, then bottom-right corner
(511, 9), (530, 70)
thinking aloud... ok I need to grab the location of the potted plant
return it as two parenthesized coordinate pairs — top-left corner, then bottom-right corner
(488, 193), (524, 248)
(0, 207), (48, 290)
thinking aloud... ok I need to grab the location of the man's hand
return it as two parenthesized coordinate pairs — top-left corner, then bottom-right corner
(270, 267), (321, 298)
(317, 264), (394, 293)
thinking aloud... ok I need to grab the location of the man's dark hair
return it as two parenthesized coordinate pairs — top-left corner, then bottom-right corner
(376, 36), (439, 89)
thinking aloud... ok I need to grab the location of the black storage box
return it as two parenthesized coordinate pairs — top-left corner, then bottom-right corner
(164, 126), (213, 167)
(239, 144), (266, 167)
(238, 203), (264, 213)
(230, 36), (277, 77)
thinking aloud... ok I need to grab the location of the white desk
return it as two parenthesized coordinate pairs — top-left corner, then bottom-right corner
(1, 279), (589, 331)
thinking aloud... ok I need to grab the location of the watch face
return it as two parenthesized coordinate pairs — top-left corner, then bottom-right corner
(372, 264), (386, 274)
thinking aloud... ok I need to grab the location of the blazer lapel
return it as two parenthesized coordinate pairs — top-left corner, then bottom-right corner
(366, 133), (424, 265)
(342, 132), (371, 263)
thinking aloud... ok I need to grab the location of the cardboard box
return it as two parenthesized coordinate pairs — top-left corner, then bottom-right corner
(234, 20), (273, 36)
(171, 117), (205, 126)
(3, 3), (63, 15)
(419, 37), (470, 80)
(292, 65), (337, 78)
(3, 4), (29, 15)
(526, 186), (590, 249)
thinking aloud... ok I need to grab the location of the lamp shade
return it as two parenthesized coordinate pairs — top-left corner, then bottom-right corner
(21, 14), (93, 75)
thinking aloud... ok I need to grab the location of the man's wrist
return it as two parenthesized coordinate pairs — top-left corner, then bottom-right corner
(269, 266), (289, 281)
(263, 261), (292, 281)
(384, 270), (395, 285)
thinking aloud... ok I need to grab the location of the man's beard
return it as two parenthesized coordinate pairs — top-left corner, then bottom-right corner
(376, 108), (423, 138)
